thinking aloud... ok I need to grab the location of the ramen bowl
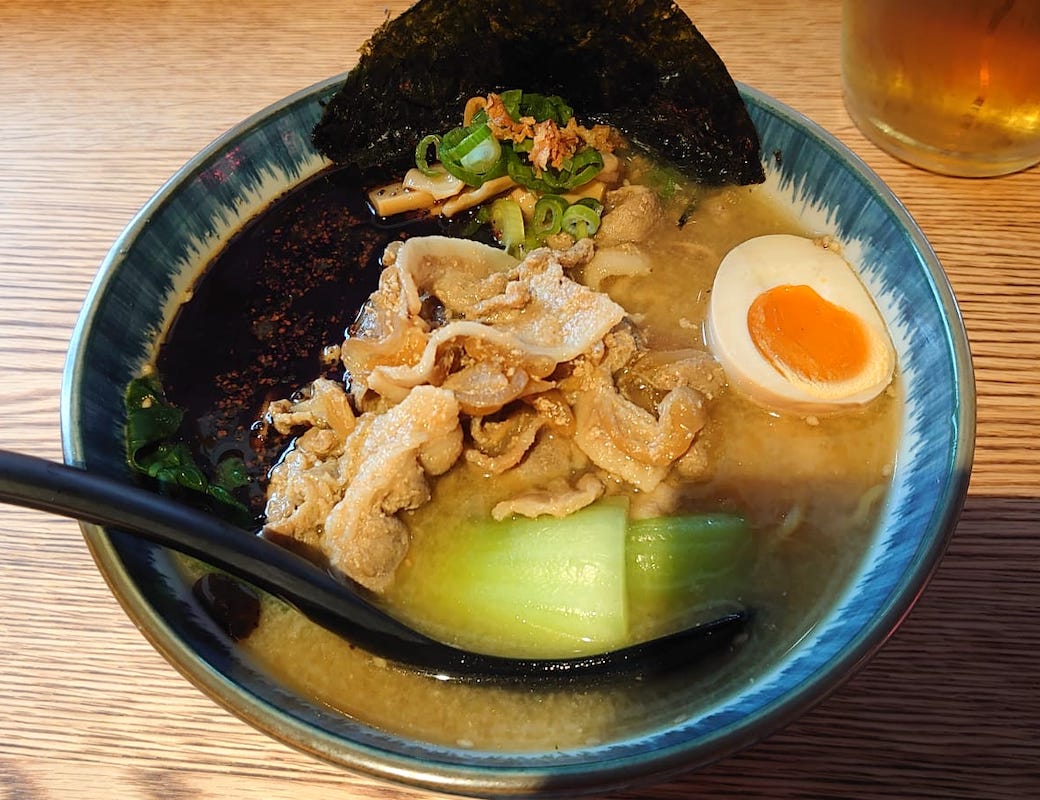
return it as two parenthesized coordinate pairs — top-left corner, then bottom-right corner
(61, 74), (975, 797)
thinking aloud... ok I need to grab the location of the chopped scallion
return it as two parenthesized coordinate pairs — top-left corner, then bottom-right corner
(414, 134), (442, 176)
(489, 197), (526, 258)
(505, 146), (604, 193)
(439, 122), (508, 187)
(561, 200), (603, 239)
(460, 134), (502, 174)
(531, 194), (568, 238)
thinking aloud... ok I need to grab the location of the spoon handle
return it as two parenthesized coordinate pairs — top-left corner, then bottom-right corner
(0, 449), (748, 682)
(0, 449), (437, 648)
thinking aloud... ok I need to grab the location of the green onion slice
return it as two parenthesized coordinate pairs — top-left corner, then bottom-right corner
(562, 201), (603, 240)
(489, 198), (526, 258)
(460, 135), (502, 175)
(440, 122), (508, 187)
(574, 197), (605, 213)
(498, 89), (524, 121)
(531, 195), (569, 238)
(520, 93), (574, 126)
(414, 134), (442, 176)
(505, 147), (604, 193)
(564, 148), (606, 187)
(497, 89), (574, 126)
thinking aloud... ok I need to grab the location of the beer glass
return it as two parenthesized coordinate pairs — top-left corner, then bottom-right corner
(841, 0), (1040, 177)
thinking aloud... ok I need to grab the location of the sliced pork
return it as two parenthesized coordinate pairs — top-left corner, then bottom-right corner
(264, 234), (720, 592)
(265, 384), (461, 591)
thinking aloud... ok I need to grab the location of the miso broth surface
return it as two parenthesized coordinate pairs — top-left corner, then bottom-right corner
(160, 166), (899, 751)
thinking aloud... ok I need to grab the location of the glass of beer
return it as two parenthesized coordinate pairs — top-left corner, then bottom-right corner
(841, 0), (1040, 177)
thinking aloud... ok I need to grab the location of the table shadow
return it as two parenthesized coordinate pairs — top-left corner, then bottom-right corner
(599, 494), (1040, 800)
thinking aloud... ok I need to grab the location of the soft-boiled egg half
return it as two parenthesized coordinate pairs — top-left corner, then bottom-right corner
(705, 234), (895, 414)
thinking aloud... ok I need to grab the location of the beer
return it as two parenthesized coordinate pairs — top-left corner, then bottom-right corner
(841, 0), (1040, 177)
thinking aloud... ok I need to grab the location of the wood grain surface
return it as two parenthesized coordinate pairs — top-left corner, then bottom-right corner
(1, 1), (1037, 797)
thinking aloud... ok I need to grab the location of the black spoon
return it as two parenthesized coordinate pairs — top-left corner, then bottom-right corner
(0, 449), (748, 683)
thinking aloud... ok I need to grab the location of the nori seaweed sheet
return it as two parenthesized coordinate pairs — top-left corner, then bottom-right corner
(312, 0), (765, 186)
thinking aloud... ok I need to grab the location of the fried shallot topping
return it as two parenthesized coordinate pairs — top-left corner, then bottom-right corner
(479, 93), (618, 172)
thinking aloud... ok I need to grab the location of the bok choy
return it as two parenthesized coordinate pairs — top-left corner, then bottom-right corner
(394, 501), (752, 658)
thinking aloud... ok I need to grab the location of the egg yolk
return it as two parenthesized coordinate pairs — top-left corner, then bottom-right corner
(747, 284), (870, 383)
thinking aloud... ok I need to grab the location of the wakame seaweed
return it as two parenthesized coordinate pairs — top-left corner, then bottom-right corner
(125, 374), (255, 528)
(312, 0), (765, 187)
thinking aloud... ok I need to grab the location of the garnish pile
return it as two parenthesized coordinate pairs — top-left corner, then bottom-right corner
(368, 90), (622, 257)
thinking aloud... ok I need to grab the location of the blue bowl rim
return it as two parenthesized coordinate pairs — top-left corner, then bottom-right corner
(59, 73), (976, 797)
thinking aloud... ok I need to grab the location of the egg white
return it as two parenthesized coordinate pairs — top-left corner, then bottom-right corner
(705, 234), (895, 414)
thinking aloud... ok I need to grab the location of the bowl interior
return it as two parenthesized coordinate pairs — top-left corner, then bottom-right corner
(61, 76), (974, 796)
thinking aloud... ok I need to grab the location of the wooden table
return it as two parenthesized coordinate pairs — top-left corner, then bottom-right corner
(2, 1), (1037, 797)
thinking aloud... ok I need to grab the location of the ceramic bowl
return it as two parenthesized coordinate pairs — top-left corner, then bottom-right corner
(61, 75), (975, 796)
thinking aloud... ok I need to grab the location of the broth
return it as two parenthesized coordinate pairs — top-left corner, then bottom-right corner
(159, 163), (899, 751)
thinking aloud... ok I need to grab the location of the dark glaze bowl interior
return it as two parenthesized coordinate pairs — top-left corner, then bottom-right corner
(61, 75), (974, 797)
